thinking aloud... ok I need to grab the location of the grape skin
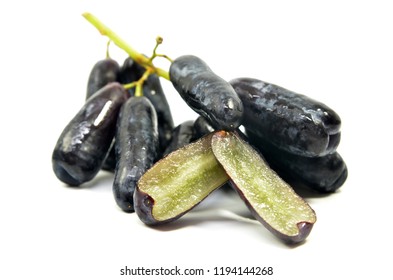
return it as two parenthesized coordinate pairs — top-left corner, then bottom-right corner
(119, 57), (175, 156)
(112, 96), (159, 212)
(230, 77), (341, 157)
(247, 129), (348, 193)
(52, 82), (127, 186)
(170, 55), (243, 131)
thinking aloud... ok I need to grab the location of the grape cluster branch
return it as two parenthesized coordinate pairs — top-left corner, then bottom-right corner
(82, 12), (170, 81)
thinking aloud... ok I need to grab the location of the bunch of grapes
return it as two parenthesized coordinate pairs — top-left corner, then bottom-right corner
(52, 13), (347, 245)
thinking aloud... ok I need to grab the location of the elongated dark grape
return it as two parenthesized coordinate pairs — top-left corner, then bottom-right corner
(119, 57), (174, 155)
(163, 120), (195, 156)
(86, 58), (122, 172)
(86, 58), (120, 99)
(142, 73), (175, 154)
(230, 77), (341, 157)
(246, 130), (348, 193)
(113, 96), (159, 213)
(52, 82), (127, 186)
(170, 55), (243, 131)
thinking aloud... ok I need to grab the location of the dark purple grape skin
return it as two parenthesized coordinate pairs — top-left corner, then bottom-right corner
(102, 57), (142, 172)
(119, 57), (175, 155)
(230, 77), (341, 157)
(85, 58), (123, 172)
(142, 73), (175, 154)
(162, 117), (217, 157)
(246, 129), (348, 193)
(101, 143), (117, 172)
(113, 96), (159, 213)
(133, 190), (160, 225)
(163, 120), (195, 157)
(170, 55), (244, 131)
(52, 82), (127, 186)
(86, 58), (120, 99)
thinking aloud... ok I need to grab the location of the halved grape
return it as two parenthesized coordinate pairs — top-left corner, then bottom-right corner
(211, 131), (317, 244)
(134, 133), (229, 225)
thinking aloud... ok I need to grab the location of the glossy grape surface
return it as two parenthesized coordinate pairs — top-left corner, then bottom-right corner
(86, 58), (120, 99)
(230, 77), (341, 157)
(170, 55), (243, 131)
(119, 57), (174, 155)
(86, 58), (123, 172)
(52, 82), (127, 186)
(247, 130), (348, 193)
(142, 73), (175, 154)
(113, 96), (159, 212)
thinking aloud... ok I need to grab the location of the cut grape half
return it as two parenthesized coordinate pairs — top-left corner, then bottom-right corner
(211, 131), (317, 244)
(134, 133), (229, 225)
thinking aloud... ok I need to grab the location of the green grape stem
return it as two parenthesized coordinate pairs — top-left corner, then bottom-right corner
(82, 12), (170, 81)
(122, 67), (154, 97)
(105, 40), (111, 58)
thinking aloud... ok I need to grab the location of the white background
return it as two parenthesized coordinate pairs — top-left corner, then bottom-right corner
(1, 0), (392, 279)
